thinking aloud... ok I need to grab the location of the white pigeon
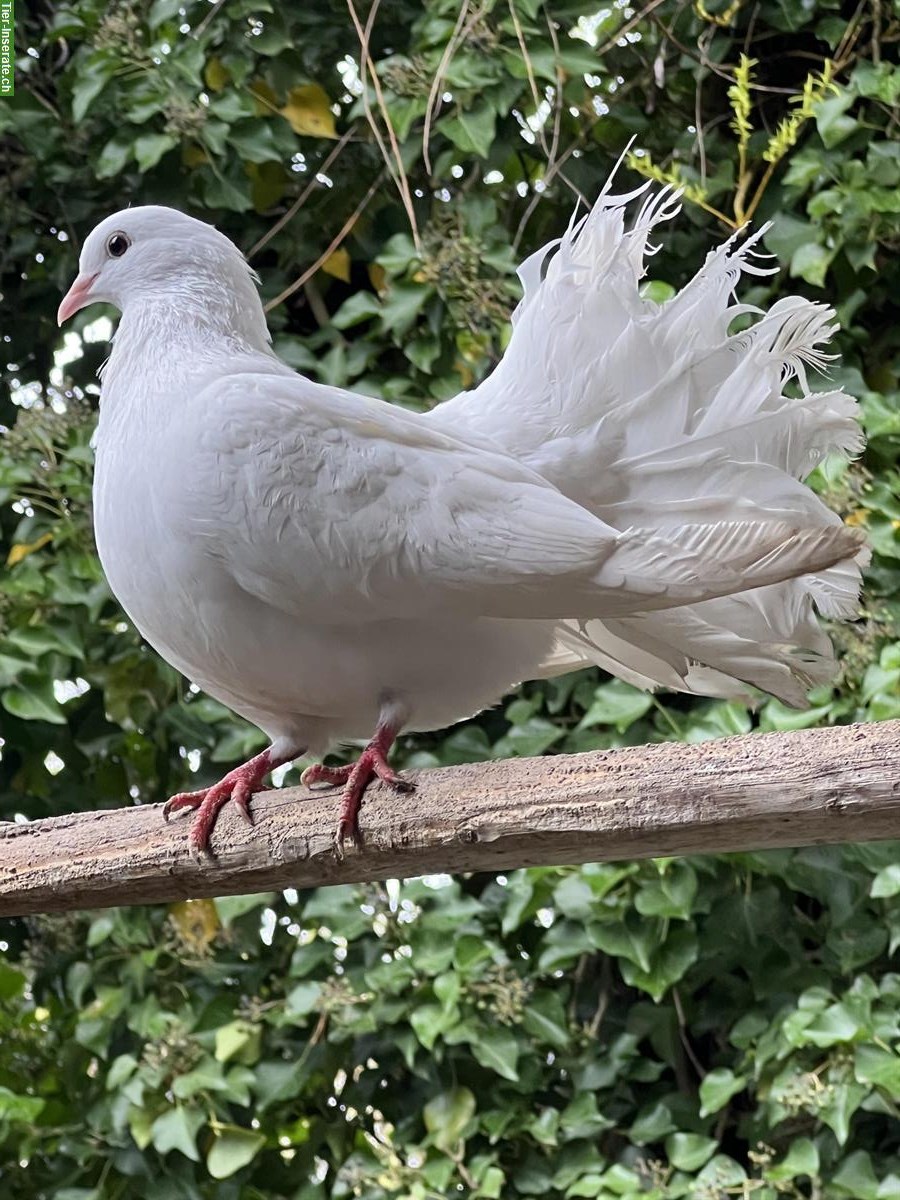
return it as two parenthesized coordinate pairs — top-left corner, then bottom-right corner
(57, 183), (867, 853)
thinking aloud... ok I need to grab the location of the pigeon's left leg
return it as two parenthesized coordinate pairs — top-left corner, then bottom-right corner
(301, 712), (411, 854)
(163, 742), (302, 854)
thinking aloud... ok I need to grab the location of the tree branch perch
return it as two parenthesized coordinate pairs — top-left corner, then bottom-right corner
(1, 721), (898, 917)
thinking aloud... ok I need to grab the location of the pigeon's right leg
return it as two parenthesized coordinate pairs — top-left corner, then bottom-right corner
(301, 709), (411, 854)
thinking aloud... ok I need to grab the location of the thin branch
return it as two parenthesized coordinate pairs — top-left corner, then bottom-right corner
(423, 0), (473, 176)
(586, 957), (613, 1039)
(345, 1), (400, 209)
(594, 0), (671, 60)
(543, 9), (565, 172)
(649, 11), (803, 93)
(673, 986), (706, 1080)
(264, 173), (385, 312)
(512, 132), (585, 251)
(509, 0), (547, 154)
(192, 0), (228, 41)
(247, 126), (357, 260)
(347, 0), (422, 251)
(302, 278), (333, 329)
(1, 721), (898, 916)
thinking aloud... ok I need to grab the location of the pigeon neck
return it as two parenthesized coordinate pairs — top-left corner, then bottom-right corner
(99, 297), (275, 406)
(120, 284), (271, 349)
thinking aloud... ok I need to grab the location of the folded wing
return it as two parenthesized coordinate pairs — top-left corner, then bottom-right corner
(185, 375), (862, 631)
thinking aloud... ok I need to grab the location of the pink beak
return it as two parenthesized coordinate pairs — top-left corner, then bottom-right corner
(57, 271), (100, 326)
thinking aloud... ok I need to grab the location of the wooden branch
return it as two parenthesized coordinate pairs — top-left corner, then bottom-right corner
(2, 721), (899, 917)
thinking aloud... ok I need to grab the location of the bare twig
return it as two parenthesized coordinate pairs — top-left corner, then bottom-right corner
(423, 0), (473, 176)
(347, 0), (422, 250)
(264, 173), (385, 312)
(504, 3), (586, 211)
(594, 0), (671, 60)
(511, 133), (585, 251)
(302, 278), (333, 329)
(673, 987), (706, 1080)
(192, 0), (228, 41)
(509, 0), (547, 153)
(587, 957), (613, 1039)
(543, 10), (564, 171)
(247, 126), (357, 260)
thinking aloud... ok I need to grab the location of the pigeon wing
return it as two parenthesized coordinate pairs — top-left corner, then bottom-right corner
(180, 373), (620, 624)
(178, 373), (863, 627)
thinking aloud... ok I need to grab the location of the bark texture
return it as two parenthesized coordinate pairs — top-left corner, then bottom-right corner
(1, 721), (898, 916)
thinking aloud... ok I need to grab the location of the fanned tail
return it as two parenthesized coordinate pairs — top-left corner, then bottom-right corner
(428, 180), (867, 705)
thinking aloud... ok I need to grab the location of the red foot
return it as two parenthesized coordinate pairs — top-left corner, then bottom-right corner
(163, 749), (277, 854)
(301, 730), (411, 855)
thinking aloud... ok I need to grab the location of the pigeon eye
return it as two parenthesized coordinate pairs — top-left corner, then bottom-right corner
(106, 232), (131, 258)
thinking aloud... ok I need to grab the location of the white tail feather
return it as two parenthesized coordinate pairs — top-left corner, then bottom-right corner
(429, 180), (867, 705)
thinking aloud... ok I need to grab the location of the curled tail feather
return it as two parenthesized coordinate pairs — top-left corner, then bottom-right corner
(429, 179), (867, 704)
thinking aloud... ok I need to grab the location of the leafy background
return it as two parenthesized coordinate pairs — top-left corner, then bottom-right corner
(1, 0), (900, 1195)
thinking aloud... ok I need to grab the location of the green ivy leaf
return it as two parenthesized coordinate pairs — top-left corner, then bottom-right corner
(440, 108), (496, 158)
(618, 928), (699, 1003)
(423, 1086), (476, 1150)
(578, 679), (653, 733)
(589, 919), (658, 973)
(150, 1106), (205, 1162)
(830, 1150), (880, 1199)
(799, 1003), (863, 1047)
(133, 133), (178, 170)
(214, 1020), (261, 1065)
(665, 1132), (718, 1171)
(0, 1087), (45, 1122)
(870, 864), (900, 898)
(699, 1068), (746, 1117)
(522, 990), (570, 1051)
(2, 680), (67, 724)
(765, 1137), (819, 1182)
(790, 242), (834, 288)
(285, 981), (321, 1017)
(815, 93), (857, 147)
(206, 1125), (266, 1179)
(410, 1002), (456, 1050)
(0, 962), (26, 1001)
(95, 137), (132, 179)
(820, 1080), (870, 1145)
(70, 54), (116, 121)
(332, 291), (382, 330)
(854, 1044), (900, 1095)
(635, 863), (698, 920)
(630, 1100), (676, 1144)
(470, 1028), (519, 1081)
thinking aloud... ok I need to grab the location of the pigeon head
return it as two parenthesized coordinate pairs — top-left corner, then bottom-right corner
(57, 206), (270, 346)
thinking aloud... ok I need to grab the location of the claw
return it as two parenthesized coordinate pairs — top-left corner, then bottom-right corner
(332, 814), (364, 860)
(162, 787), (208, 822)
(302, 762), (353, 790)
(233, 788), (254, 827)
(189, 839), (212, 864)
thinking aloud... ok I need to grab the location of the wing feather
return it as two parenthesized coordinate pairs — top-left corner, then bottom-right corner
(179, 374), (863, 627)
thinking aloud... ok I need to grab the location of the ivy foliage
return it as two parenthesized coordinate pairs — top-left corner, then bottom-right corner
(1, 0), (900, 1195)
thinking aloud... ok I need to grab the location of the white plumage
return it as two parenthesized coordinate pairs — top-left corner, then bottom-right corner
(57, 182), (867, 851)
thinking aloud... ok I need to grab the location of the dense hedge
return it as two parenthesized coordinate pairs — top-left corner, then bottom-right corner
(1, 0), (900, 1196)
